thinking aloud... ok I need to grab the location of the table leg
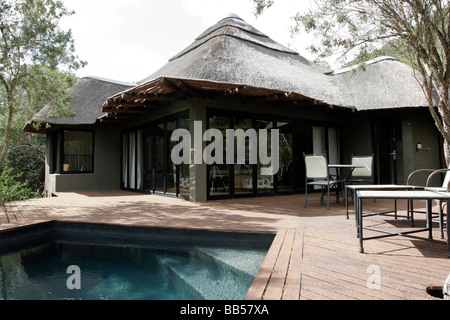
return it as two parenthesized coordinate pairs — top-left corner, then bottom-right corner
(345, 187), (349, 219)
(394, 199), (397, 219)
(358, 197), (364, 253)
(427, 199), (433, 240)
(447, 200), (449, 258)
(354, 191), (359, 236)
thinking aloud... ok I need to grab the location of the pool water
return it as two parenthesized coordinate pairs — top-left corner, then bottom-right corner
(0, 224), (272, 300)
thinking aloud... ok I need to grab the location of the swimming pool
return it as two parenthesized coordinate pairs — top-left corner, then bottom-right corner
(0, 221), (274, 300)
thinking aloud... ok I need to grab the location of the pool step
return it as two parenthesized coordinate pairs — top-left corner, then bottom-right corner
(195, 247), (264, 278)
(152, 251), (204, 300)
(156, 248), (261, 300)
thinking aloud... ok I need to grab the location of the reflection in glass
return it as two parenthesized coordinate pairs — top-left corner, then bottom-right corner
(63, 130), (93, 173)
(177, 113), (190, 198)
(137, 130), (144, 190)
(144, 128), (154, 192)
(129, 131), (136, 189)
(138, 112), (190, 197)
(312, 126), (340, 177)
(234, 118), (253, 195)
(154, 123), (165, 193)
(166, 119), (177, 194)
(256, 120), (275, 194)
(208, 116), (230, 197)
(276, 122), (293, 193)
(122, 134), (128, 188)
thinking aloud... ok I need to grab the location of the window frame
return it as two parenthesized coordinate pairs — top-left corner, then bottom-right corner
(53, 128), (95, 174)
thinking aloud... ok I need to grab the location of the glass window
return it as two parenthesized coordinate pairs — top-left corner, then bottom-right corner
(143, 128), (154, 192)
(312, 126), (326, 154)
(122, 133), (128, 188)
(129, 131), (136, 189)
(154, 123), (165, 193)
(312, 126), (340, 177)
(256, 119), (275, 194)
(208, 115), (230, 197)
(166, 119), (177, 195)
(62, 130), (93, 173)
(51, 131), (60, 173)
(131, 111), (190, 197)
(274, 121), (293, 193)
(177, 112), (190, 198)
(234, 117), (254, 196)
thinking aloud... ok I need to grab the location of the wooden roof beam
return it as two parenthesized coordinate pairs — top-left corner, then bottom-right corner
(224, 86), (252, 96)
(102, 107), (153, 114)
(243, 92), (307, 104)
(120, 92), (172, 101)
(105, 113), (138, 119)
(99, 118), (122, 123)
(164, 78), (209, 99)
(102, 99), (165, 111)
(106, 99), (162, 107)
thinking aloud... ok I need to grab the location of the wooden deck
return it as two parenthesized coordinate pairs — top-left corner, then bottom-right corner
(0, 190), (448, 300)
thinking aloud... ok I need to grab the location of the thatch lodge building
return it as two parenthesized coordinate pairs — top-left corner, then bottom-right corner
(24, 14), (443, 202)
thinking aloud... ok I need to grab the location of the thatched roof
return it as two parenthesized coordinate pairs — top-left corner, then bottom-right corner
(101, 15), (430, 120)
(24, 76), (135, 133)
(133, 15), (346, 107)
(26, 14), (432, 132)
(332, 56), (430, 111)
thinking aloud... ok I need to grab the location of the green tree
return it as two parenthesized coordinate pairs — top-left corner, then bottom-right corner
(253, 0), (450, 163)
(0, 165), (39, 202)
(0, 66), (77, 197)
(0, 0), (85, 203)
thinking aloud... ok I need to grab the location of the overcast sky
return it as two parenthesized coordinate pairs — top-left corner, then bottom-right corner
(59, 0), (317, 83)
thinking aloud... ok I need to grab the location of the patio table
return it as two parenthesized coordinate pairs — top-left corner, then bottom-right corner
(328, 164), (364, 204)
(328, 164), (364, 181)
(355, 190), (450, 257)
(346, 184), (419, 219)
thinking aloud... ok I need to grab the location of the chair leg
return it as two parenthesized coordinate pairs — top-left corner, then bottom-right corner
(320, 186), (324, 205)
(304, 182), (308, 207)
(327, 184), (330, 210)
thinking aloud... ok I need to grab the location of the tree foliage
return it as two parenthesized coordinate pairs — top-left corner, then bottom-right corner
(0, 165), (39, 202)
(253, 0), (450, 162)
(0, 0), (85, 160)
(0, 0), (85, 202)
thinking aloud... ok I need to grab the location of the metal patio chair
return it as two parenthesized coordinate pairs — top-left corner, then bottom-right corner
(407, 167), (449, 238)
(348, 154), (374, 184)
(345, 154), (375, 208)
(304, 153), (343, 210)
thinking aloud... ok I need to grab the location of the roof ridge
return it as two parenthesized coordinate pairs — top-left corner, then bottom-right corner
(82, 75), (136, 87)
(168, 17), (297, 62)
(195, 17), (268, 41)
(332, 56), (401, 75)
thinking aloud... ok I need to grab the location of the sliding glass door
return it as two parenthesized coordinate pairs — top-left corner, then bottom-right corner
(122, 111), (189, 197)
(206, 110), (341, 199)
(207, 112), (278, 199)
(208, 115), (231, 197)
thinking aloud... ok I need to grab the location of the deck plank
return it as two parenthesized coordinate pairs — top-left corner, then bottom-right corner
(0, 191), (447, 300)
(0, 204), (8, 225)
(263, 229), (295, 300)
(245, 230), (286, 300)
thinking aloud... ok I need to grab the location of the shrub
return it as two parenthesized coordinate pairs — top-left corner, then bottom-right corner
(0, 167), (40, 203)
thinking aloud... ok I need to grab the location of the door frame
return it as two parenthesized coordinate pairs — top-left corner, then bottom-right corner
(373, 117), (402, 184)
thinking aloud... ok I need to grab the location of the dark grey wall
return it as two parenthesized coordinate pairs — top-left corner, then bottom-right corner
(45, 124), (121, 194)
